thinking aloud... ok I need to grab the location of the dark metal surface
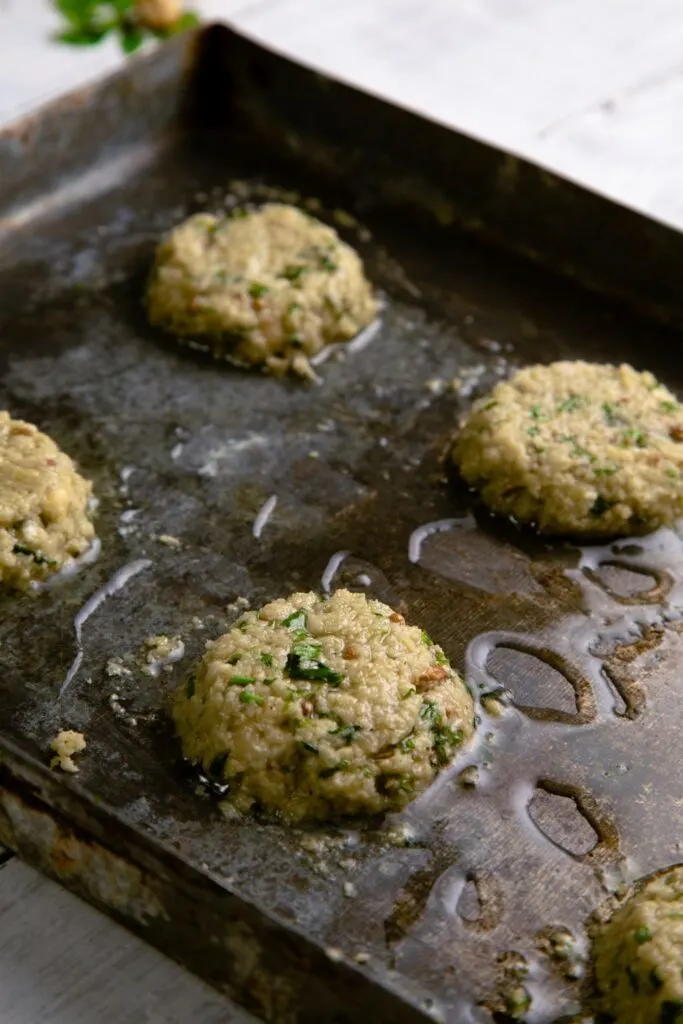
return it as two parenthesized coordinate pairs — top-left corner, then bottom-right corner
(1, 24), (683, 1024)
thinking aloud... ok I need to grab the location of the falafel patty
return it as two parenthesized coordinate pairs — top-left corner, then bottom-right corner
(0, 411), (95, 590)
(453, 361), (683, 536)
(173, 589), (475, 820)
(147, 203), (377, 377)
(594, 864), (683, 1024)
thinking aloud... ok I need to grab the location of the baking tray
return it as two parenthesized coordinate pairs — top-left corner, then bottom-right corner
(1, 23), (683, 1024)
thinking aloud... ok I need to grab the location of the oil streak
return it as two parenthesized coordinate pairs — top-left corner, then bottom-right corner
(58, 558), (152, 698)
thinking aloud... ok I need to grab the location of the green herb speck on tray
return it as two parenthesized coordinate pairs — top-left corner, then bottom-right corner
(53, 1), (200, 55)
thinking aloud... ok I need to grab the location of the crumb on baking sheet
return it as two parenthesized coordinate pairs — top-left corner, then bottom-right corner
(50, 730), (86, 773)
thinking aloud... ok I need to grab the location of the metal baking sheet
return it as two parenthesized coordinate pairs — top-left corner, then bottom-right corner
(1, 24), (683, 1024)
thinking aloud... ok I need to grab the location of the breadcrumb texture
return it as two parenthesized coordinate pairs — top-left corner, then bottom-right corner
(50, 730), (87, 773)
(147, 203), (377, 377)
(0, 412), (95, 589)
(173, 589), (475, 820)
(594, 864), (683, 1024)
(453, 361), (683, 536)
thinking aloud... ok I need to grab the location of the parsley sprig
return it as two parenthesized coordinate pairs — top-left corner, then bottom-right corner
(53, 1), (199, 55)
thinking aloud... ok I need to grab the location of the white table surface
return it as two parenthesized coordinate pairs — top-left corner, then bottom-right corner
(3, 1), (683, 1020)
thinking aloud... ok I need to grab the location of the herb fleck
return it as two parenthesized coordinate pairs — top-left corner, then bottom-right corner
(399, 737), (415, 753)
(320, 254), (338, 272)
(282, 609), (307, 630)
(557, 395), (583, 413)
(661, 400), (679, 413)
(419, 701), (440, 724)
(229, 675), (256, 686)
(280, 264), (307, 283)
(529, 404), (548, 420)
(300, 741), (319, 754)
(319, 760), (349, 779)
(329, 723), (361, 743)
(248, 282), (269, 298)
(239, 691), (264, 706)
(622, 428), (647, 448)
(590, 495), (616, 517)
(634, 926), (652, 944)
(594, 464), (619, 476)
(667, 467), (680, 479)
(285, 647), (343, 686)
(226, 653), (242, 665)
(260, 652), (274, 667)
(435, 650), (450, 666)
(401, 687), (417, 700)
(421, 630), (434, 646)
(263, 677), (275, 686)
(12, 542), (54, 565)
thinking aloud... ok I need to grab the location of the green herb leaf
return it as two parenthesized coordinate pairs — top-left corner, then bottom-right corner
(285, 650), (343, 686)
(12, 542), (55, 566)
(120, 24), (143, 53)
(483, 399), (498, 410)
(401, 687), (417, 700)
(602, 401), (621, 426)
(280, 264), (307, 283)
(590, 495), (616, 517)
(299, 740), (319, 753)
(229, 675), (256, 686)
(667, 467), (680, 479)
(594, 464), (619, 476)
(291, 640), (322, 661)
(557, 396), (582, 413)
(320, 254), (338, 272)
(622, 428), (647, 448)
(435, 649), (450, 666)
(529, 404), (548, 420)
(329, 723), (361, 743)
(239, 690), (264, 706)
(263, 677), (275, 685)
(399, 736), (415, 753)
(661, 400), (680, 413)
(419, 701), (440, 724)
(248, 282), (269, 298)
(57, 25), (110, 44)
(634, 925), (652, 944)
(226, 653), (242, 665)
(260, 652), (274, 667)
(281, 609), (307, 630)
(421, 630), (434, 646)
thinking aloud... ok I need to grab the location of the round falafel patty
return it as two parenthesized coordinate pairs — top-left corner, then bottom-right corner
(453, 361), (683, 536)
(0, 411), (95, 590)
(594, 864), (683, 1024)
(173, 589), (475, 820)
(147, 203), (377, 376)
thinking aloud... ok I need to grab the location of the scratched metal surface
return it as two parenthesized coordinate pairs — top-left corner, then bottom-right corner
(1, 26), (683, 1024)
